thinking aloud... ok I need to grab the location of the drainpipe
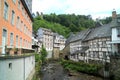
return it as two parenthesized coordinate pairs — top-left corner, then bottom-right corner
(52, 35), (55, 58)
(23, 52), (25, 80)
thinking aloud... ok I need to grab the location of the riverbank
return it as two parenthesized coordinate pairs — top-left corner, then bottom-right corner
(40, 60), (103, 80)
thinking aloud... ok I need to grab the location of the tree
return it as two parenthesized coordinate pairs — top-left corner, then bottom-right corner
(33, 16), (71, 38)
(40, 45), (48, 63)
(43, 14), (95, 32)
(99, 16), (112, 24)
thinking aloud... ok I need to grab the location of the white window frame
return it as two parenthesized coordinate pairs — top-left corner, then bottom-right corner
(4, 2), (9, 20)
(18, 0), (20, 9)
(16, 35), (18, 48)
(11, 10), (15, 25)
(12, 0), (16, 4)
(10, 33), (14, 46)
(16, 16), (20, 28)
(20, 37), (22, 48)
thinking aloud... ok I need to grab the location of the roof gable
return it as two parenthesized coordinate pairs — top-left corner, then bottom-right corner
(85, 23), (111, 41)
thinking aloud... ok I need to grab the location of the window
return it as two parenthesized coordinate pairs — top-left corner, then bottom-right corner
(117, 28), (120, 37)
(23, 39), (25, 47)
(102, 41), (106, 48)
(26, 40), (27, 48)
(13, 0), (16, 3)
(117, 44), (120, 53)
(16, 16), (19, 28)
(2, 29), (7, 43)
(18, 0), (20, 9)
(22, 7), (24, 15)
(2, 29), (7, 54)
(10, 33), (14, 46)
(11, 10), (15, 25)
(16, 35), (18, 47)
(24, 25), (26, 33)
(9, 63), (12, 70)
(26, 27), (28, 34)
(20, 21), (23, 31)
(103, 52), (107, 59)
(20, 37), (22, 48)
(4, 2), (9, 20)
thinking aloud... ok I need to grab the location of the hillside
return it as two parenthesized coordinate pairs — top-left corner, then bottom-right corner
(33, 14), (112, 38)
(33, 16), (71, 38)
(43, 14), (95, 32)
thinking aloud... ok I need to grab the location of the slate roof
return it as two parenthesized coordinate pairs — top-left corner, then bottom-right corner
(21, 0), (33, 21)
(67, 23), (112, 43)
(70, 29), (90, 43)
(67, 14), (120, 44)
(111, 20), (120, 28)
(65, 33), (75, 45)
(85, 23), (111, 41)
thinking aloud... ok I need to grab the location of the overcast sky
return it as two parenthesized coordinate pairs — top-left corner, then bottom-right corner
(32, 0), (120, 19)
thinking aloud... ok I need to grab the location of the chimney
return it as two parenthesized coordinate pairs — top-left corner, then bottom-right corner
(36, 11), (40, 16)
(112, 9), (117, 19)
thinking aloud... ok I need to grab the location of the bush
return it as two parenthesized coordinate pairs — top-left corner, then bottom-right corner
(35, 53), (40, 62)
(34, 45), (48, 79)
(34, 53), (42, 80)
(40, 45), (48, 63)
(60, 59), (102, 75)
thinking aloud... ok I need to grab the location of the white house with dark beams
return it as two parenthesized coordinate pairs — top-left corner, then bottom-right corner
(69, 29), (90, 62)
(84, 23), (112, 63)
(68, 10), (120, 63)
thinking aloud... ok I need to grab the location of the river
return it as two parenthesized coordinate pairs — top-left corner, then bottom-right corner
(40, 61), (103, 80)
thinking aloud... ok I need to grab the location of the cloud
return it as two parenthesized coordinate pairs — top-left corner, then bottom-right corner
(32, 0), (120, 19)
(32, 0), (66, 14)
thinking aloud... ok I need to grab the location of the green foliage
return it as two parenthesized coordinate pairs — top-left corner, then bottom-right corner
(114, 69), (120, 80)
(40, 45), (48, 63)
(34, 53), (42, 79)
(43, 14), (95, 32)
(99, 16), (112, 24)
(35, 53), (41, 62)
(33, 46), (48, 80)
(60, 59), (102, 75)
(33, 13), (111, 38)
(33, 16), (70, 38)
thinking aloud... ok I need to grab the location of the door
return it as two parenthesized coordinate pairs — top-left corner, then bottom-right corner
(2, 29), (7, 54)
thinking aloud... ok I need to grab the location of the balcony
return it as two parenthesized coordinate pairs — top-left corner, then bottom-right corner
(0, 47), (35, 57)
(0, 53), (35, 59)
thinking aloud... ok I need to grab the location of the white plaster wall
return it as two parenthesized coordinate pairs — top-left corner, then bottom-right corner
(0, 55), (35, 80)
(78, 56), (84, 61)
(70, 43), (73, 54)
(60, 45), (65, 50)
(0, 59), (23, 80)
(47, 51), (53, 58)
(25, 56), (35, 80)
(111, 28), (120, 53)
(112, 28), (120, 41)
(70, 41), (82, 54)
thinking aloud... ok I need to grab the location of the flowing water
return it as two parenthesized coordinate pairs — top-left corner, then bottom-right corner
(41, 61), (103, 80)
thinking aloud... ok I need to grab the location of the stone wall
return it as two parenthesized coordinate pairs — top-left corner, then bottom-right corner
(62, 44), (70, 59)
(110, 57), (120, 80)
(53, 47), (60, 59)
